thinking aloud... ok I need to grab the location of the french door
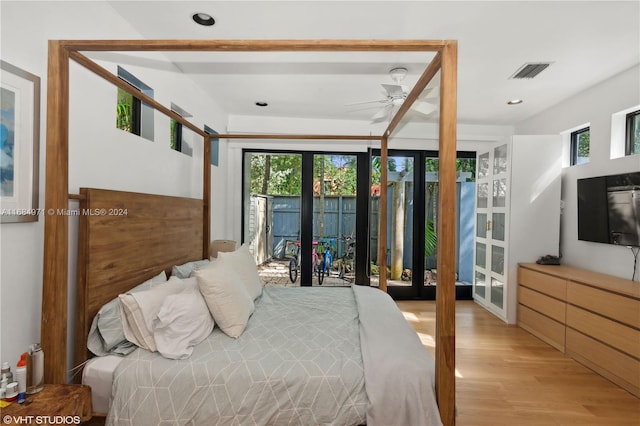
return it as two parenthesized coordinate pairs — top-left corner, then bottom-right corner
(242, 150), (369, 286)
(473, 144), (509, 317)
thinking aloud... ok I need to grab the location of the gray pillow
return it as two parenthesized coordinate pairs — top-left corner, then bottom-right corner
(87, 270), (167, 356)
(171, 259), (211, 279)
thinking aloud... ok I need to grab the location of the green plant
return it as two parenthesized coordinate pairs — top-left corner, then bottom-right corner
(116, 88), (133, 132)
(425, 218), (437, 259)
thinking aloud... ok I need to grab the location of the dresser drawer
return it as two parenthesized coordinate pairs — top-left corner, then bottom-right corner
(518, 286), (566, 323)
(518, 267), (566, 300)
(566, 328), (640, 398)
(566, 305), (640, 359)
(567, 281), (640, 328)
(518, 304), (565, 352)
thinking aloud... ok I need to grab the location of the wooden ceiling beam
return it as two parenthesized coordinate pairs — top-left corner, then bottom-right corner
(59, 39), (448, 52)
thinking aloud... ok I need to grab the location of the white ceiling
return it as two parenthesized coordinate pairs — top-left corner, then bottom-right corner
(103, 1), (640, 127)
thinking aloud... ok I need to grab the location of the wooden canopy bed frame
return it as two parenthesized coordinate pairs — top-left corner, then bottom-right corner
(42, 39), (458, 425)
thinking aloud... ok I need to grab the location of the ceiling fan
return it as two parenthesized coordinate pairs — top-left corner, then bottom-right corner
(348, 67), (438, 123)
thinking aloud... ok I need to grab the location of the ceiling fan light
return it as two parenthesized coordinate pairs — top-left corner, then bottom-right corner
(389, 67), (408, 84)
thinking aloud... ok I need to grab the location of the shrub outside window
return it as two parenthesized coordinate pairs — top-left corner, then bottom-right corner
(116, 87), (140, 135)
(570, 127), (590, 165)
(115, 66), (154, 141)
(170, 119), (182, 151)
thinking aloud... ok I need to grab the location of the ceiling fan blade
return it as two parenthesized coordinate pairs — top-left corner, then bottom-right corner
(371, 104), (393, 122)
(413, 101), (438, 116)
(419, 86), (439, 100)
(345, 99), (389, 106)
(381, 83), (405, 97)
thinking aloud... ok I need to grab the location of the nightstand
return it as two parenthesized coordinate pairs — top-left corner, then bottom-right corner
(1, 384), (92, 424)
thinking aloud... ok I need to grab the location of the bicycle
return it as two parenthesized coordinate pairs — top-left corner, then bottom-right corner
(336, 234), (355, 282)
(286, 240), (325, 284)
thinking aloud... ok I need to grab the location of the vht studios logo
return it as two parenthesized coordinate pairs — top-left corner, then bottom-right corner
(2, 415), (81, 425)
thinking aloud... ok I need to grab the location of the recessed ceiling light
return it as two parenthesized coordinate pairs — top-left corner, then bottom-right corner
(255, 101), (268, 107)
(507, 99), (523, 105)
(192, 13), (215, 26)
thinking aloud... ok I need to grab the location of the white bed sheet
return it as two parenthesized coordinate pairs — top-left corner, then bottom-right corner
(82, 355), (123, 414)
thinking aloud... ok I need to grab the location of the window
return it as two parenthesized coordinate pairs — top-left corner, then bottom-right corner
(570, 127), (590, 165)
(170, 103), (192, 154)
(170, 119), (182, 151)
(204, 125), (219, 166)
(115, 66), (154, 141)
(626, 110), (640, 155)
(116, 86), (140, 135)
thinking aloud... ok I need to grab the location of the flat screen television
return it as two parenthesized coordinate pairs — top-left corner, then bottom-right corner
(577, 171), (640, 247)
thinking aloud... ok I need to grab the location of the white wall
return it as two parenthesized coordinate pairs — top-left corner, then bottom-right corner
(516, 65), (640, 281)
(0, 1), (228, 375)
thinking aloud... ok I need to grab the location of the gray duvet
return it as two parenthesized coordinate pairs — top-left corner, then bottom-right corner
(106, 286), (441, 426)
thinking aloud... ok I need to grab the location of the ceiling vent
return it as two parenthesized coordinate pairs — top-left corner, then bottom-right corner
(510, 62), (551, 79)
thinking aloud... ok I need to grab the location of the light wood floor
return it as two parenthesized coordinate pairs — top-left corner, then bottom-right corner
(396, 300), (640, 426)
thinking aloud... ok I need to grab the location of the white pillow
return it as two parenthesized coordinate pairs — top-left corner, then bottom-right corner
(217, 244), (263, 300)
(153, 286), (214, 359)
(119, 276), (192, 351)
(194, 260), (254, 338)
(87, 270), (167, 356)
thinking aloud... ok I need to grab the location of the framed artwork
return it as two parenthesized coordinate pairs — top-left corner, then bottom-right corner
(1, 60), (40, 223)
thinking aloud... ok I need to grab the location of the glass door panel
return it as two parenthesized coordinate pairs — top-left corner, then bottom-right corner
(477, 183), (488, 208)
(243, 152), (302, 283)
(492, 179), (507, 207)
(478, 152), (490, 179)
(473, 144), (509, 319)
(490, 277), (504, 309)
(475, 242), (486, 268)
(370, 155), (414, 292)
(475, 271), (486, 298)
(313, 154), (357, 286)
(491, 213), (505, 241)
(493, 144), (508, 174)
(477, 214), (487, 238)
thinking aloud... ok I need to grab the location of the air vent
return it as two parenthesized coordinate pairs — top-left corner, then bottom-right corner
(510, 62), (551, 79)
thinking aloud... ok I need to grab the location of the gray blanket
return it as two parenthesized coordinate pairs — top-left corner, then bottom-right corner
(106, 286), (441, 425)
(352, 285), (442, 426)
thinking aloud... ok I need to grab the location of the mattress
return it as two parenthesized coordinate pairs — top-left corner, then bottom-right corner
(81, 355), (123, 414)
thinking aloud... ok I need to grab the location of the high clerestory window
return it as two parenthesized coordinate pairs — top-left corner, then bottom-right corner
(115, 66), (154, 141)
(626, 110), (640, 156)
(570, 127), (590, 166)
(170, 103), (193, 155)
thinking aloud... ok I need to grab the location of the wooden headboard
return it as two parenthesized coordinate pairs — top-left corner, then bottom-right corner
(74, 188), (205, 369)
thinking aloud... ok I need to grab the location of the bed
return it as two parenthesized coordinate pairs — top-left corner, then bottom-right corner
(42, 39), (458, 425)
(76, 188), (441, 425)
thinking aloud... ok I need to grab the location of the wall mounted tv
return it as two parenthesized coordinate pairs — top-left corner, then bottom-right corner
(577, 171), (640, 247)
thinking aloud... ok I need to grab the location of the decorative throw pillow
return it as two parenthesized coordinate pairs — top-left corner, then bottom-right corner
(87, 270), (167, 356)
(171, 259), (211, 279)
(119, 276), (192, 352)
(194, 260), (255, 338)
(216, 244), (263, 300)
(153, 286), (214, 359)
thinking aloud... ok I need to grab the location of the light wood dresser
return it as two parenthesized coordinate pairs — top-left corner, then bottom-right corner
(517, 263), (640, 398)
